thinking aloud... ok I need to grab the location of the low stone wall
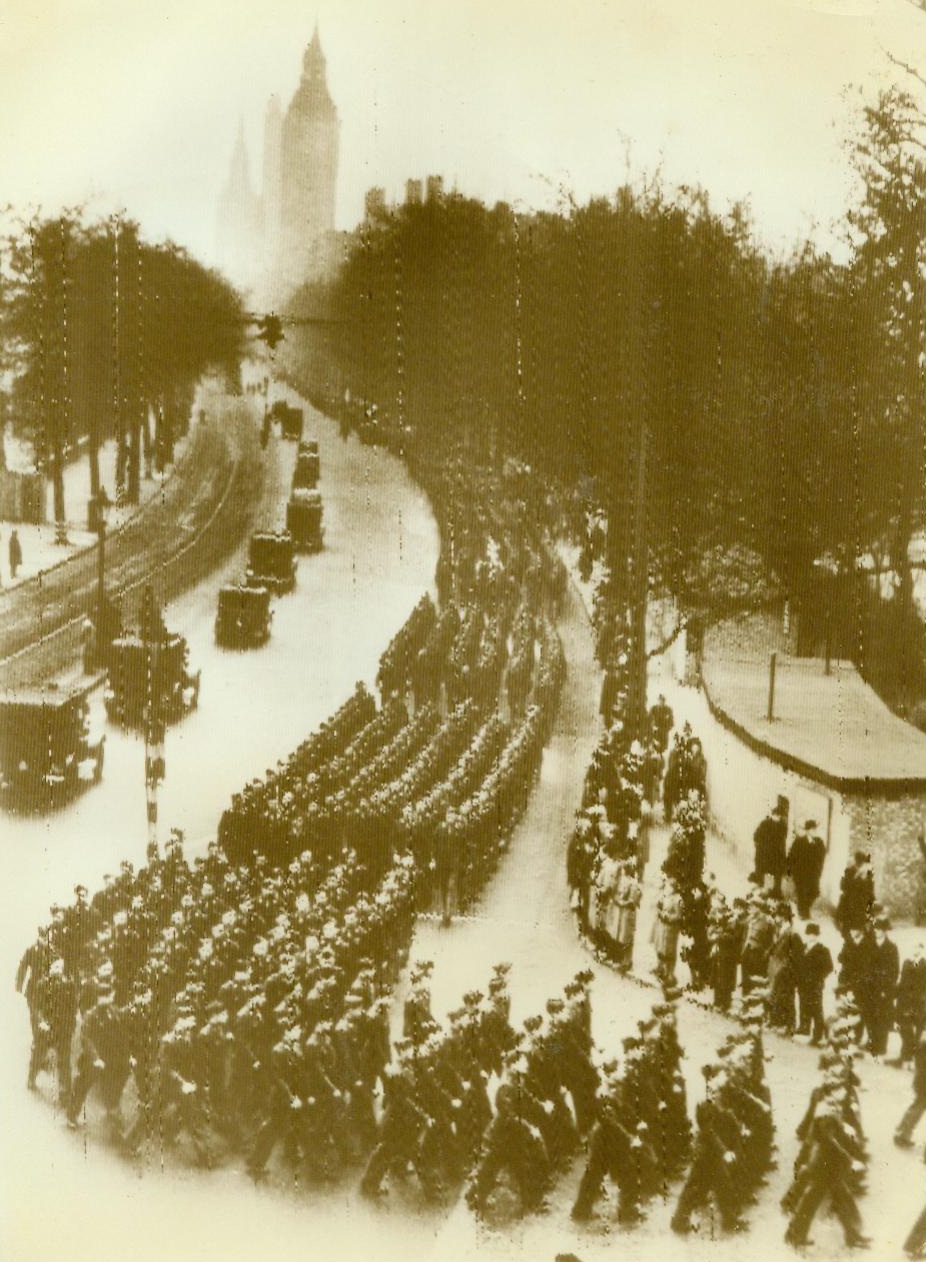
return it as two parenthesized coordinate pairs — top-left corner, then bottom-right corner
(697, 675), (926, 921)
(844, 792), (926, 923)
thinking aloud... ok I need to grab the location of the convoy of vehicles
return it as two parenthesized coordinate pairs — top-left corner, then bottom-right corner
(286, 489), (324, 553)
(0, 688), (104, 809)
(215, 583), (273, 648)
(5, 396), (325, 811)
(104, 632), (201, 727)
(246, 530), (297, 595)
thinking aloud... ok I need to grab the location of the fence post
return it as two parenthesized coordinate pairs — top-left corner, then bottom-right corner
(767, 651), (777, 722)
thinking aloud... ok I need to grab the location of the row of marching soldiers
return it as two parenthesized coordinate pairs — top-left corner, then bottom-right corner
(361, 962), (694, 1221)
(671, 985), (776, 1235)
(473, 977), (775, 1231)
(781, 988), (872, 1250)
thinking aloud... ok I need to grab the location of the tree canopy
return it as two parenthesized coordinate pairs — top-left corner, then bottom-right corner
(1, 210), (245, 520)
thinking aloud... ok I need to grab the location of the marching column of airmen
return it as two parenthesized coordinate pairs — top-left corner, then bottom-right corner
(18, 833), (422, 1164)
(671, 986), (775, 1235)
(17, 470), (578, 1193)
(19, 876), (741, 1233)
(570, 988), (690, 1224)
(781, 988), (871, 1249)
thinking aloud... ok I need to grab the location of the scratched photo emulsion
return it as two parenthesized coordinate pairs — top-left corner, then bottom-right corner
(4, 3), (926, 1261)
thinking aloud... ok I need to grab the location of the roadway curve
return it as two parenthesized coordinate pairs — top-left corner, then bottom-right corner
(0, 381), (274, 690)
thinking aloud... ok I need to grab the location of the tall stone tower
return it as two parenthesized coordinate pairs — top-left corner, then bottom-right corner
(216, 121), (262, 293)
(275, 24), (339, 295)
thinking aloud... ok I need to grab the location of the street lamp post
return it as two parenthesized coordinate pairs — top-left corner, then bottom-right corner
(92, 489), (111, 667)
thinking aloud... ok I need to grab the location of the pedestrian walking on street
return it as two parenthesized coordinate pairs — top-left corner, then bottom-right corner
(9, 528), (22, 579)
(783, 1091), (870, 1250)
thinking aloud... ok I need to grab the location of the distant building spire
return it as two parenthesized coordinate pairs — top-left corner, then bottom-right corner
(228, 119), (252, 192)
(219, 23), (340, 302)
(303, 21), (326, 82)
(217, 121), (261, 291)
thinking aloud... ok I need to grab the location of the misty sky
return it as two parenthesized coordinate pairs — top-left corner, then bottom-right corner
(2, 0), (926, 268)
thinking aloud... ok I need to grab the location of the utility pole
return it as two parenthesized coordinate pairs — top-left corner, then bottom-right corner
(141, 586), (165, 859)
(627, 422), (649, 738)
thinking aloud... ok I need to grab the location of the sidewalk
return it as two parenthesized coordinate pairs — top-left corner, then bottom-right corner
(1, 410), (196, 591)
(561, 544), (924, 1055)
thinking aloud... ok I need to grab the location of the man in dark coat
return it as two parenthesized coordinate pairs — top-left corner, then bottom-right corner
(27, 956), (79, 1105)
(467, 1079), (550, 1217)
(796, 922), (833, 1045)
(9, 528), (22, 579)
(836, 852), (876, 935)
(788, 820), (827, 919)
(896, 944), (926, 1067)
(66, 986), (131, 1129)
(866, 916), (899, 1058)
(16, 926), (51, 1036)
(566, 819), (595, 931)
(571, 1065), (659, 1224)
(839, 926), (877, 1046)
(670, 1066), (746, 1235)
(649, 695), (674, 753)
(768, 905), (804, 1035)
(753, 801), (788, 895)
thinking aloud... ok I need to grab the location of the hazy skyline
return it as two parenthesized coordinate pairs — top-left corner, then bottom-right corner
(2, 0), (926, 269)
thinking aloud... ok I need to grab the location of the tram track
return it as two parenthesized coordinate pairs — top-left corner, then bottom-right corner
(0, 392), (269, 690)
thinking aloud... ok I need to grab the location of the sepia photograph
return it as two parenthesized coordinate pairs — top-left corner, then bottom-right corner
(5, 2), (926, 1260)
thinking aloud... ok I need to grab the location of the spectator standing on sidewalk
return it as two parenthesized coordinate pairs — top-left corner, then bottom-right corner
(866, 915), (899, 1059)
(836, 852), (876, 936)
(753, 799), (788, 896)
(648, 694), (674, 753)
(896, 943), (926, 1067)
(653, 877), (684, 984)
(796, 922), (832, 1045)
(768, 904), (804, 1035)
(787, 819), (827, 920)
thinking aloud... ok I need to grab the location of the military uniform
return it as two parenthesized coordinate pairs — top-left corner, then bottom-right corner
(467, 1080), (550, 1217)
(27, 959), (78, 1104)
(671, 1071), (746, 1234)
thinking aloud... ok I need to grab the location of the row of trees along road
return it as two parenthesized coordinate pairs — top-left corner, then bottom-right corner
(288, 75), (926, 719)
(0, 212), (245, 531)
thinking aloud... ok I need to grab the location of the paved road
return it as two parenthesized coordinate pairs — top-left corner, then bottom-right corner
(0, 383), (264, 689)
(1, 385), (440, 1262)
(4, 409), (919, 1261)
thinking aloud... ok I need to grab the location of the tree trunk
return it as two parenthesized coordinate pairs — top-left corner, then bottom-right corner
(51, 416), (67, 541)
(127, 405), (141, 504)
(87, 416), (100, 500)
